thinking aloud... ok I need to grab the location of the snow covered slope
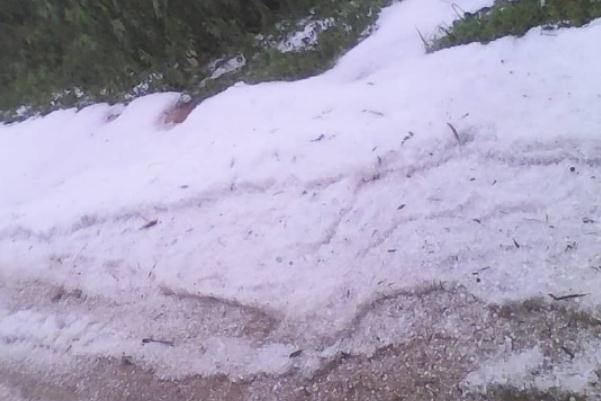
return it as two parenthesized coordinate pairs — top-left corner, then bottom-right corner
(1, 0), (600, 387)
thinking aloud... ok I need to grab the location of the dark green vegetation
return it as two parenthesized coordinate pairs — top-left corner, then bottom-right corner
(0, 0), (390, 122)
(430, 0), (601, 51)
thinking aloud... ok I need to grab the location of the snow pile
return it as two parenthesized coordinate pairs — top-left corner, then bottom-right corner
(1, 0), (600, 381)
(464, 347), (546, 389)
(465, 342), (601, 394)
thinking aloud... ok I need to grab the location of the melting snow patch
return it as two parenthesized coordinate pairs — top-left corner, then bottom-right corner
(276, 18), (336, 53)
(206, 55), (247, 81)
(534, 340), (601, 394)
(464, 347), (545, 390)
(465, 340), (601, 395)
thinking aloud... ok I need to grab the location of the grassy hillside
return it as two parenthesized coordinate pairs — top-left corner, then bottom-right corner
(429, 0), (601, 51)
(0, 0), (390, 122)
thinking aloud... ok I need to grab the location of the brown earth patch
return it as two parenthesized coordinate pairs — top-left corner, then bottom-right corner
(2, 285), (599, 401)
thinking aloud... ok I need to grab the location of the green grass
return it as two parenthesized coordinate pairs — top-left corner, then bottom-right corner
(184, 4), (391, 109)
(0, 0), (391, 123)
(429, 0), (601, 51)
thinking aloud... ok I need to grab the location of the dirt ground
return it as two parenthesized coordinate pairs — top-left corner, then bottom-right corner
(2, 284), (600, 401)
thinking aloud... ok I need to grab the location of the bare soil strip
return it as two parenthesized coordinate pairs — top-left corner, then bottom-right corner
(2, 284), (599, 401)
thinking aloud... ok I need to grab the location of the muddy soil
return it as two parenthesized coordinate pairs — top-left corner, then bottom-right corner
(2, 284), (599, 401)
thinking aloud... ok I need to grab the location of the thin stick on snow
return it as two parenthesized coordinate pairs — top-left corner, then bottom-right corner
(451, 3), (466, 19)
(142, 338), (175, 347)
(447, 123), (461, 145)
(548, 293), (589, 301)
(416, 28), (429, 50)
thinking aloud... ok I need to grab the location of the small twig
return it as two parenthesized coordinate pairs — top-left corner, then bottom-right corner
(416, 28), (430, 50)
(513, 238), (521, 249)
(310, 134), (325, 142)
(548, 293), (589, 301)
(147, 262), (157, 278)
(472, 266), (491, 275)
(451, 3), (467, 18)
(142, 338), (174, 347)
(289, 350), (303, 358)
(447, 123), (461, 145)
(140, 220), (158, 230)
(401, 131), (415, 146)
(362, 109), (385, 117)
